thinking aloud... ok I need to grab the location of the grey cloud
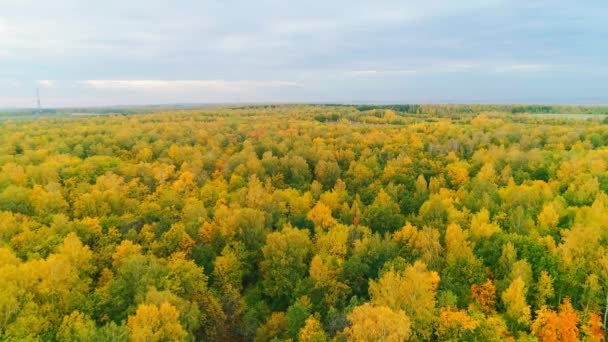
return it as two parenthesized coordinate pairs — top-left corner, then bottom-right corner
(1, 0), (607, 107)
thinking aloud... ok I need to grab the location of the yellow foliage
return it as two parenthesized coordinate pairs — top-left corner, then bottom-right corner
(437, 308), (480, 339)
(501, 277), (531, 327)
(255, 312), (287, 342)
(345, 303), (411, 342)
(315, 224), (349, 257)
(445, 223), (475, 261)
(470, 209), (500, 238)
(307, 202), (337, 232)
(198, 221), (216, 243)
(112, 240), (142, 267)
(369, 261), (439, 339)
(538, 202), (560, 230)
(446, 161), (470, 187)
(57, 311), (96, 342)
(127, 302), (186, 342)
(298, 316), (328, 342)
(393, 224), (442, 267)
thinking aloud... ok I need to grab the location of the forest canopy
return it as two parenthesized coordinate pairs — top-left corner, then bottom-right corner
(0, 105), (607, 341)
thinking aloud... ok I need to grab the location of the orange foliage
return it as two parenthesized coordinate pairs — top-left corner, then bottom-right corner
(532, 298), (580, 342)
(471, 279), (497, 313)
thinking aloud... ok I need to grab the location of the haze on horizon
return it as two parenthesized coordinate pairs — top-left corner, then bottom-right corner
(1, 0), (606, 108)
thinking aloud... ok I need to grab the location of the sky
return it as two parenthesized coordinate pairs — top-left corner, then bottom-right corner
(1, 0), (607, 108)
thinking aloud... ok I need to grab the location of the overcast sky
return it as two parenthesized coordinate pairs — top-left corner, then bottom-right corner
(1, 0), (607, 107)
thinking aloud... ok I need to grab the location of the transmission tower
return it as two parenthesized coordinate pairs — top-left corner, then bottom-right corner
(36, 88), (41, 113)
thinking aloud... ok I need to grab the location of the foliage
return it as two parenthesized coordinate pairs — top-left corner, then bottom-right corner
(0, 104), (606, 340)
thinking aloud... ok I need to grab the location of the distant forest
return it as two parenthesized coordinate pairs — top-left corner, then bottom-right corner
(2, 103), (608, 118)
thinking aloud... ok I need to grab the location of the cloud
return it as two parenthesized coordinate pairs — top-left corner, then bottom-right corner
(0, 0), (607, 106)
(492, 64), (555, 73)
(349, 69), (417, 77)
(37, 80), (54, 87)
(81, 80), (302, 91)
(346, 62), (556, 77)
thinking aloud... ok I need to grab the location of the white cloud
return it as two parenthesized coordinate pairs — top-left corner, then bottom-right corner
(492, 64), (555, 73)
(37, 80), (54, 87)
(346, 61), (554, 77)
(81, 79), (302, 92)
(349, 69), (417, 77)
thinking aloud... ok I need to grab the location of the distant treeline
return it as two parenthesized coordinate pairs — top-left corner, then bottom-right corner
(350, 104), (608, 115)
(0, 105), (220, 118)
(0, 108), (138, 117)
(2, 103), (608, 118)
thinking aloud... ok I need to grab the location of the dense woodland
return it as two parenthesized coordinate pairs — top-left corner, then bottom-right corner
(0, 105), (607, 341)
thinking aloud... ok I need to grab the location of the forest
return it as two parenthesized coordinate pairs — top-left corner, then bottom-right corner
(0, 104), (607, 341)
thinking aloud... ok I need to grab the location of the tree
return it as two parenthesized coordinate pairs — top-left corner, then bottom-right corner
(213, 248), (243, 291)
(369, 261), (439, 339)
(112, 240), (142, 268)
(255, 312), (287, 342)
(437, 308), (480, 341)
(442, 223), (484, 305)
(344, 303), (411, 342)
(564, 174), (599, 207)
(314, 160), (341, 190)
(315, 224), (350, 258)
(582, 313), (604, 342)
(260, 225), (312, 307)
(127, 302), (187, 342)
(501, 277), (531, 329)
(535, 271), (555, 309)
(393, 223), (442, 268)
(57, 311), (96, 342)
(307, 202), (337, 232)
(285, 297), (311, 340)
(446, 161), (470, 188)
(537, 202), (560, 232)
(299, 316), (328, 342)
(470, 208), (500, 238)
(531, 298), (579, 342)
(151, 222), (195, 257)
(471, 279), (497, 314)
(309, 254), (349, 308)
(362, 190), (405, 234)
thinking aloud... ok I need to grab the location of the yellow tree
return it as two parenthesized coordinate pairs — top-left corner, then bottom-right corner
(212, 249), (243, 291)
(112, 240), (142, 268)
(344, 303), (411, 342)
(315, 224), (349, 258)
(57, 311), (96, 342)
(307, 202), (337, 233)
(309, 254), (349, 308)
(537, 202), (560, 232)
(470, 208), (500, 238)
(298, 316), (328, 342)
(437, 308), (480, 341)
(127, 302), (186, 342)
(255, 312), (287, 342)
(535, 271), (555, 309)
(393, 223), (442, 268)
(443, 223), (484, 304)
(446, 161), (470, 188)
(369, 261), (439, 339)
(501, 276), (531, 329)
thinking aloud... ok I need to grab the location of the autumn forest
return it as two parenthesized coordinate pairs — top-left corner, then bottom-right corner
(1, 105), (608, 341)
